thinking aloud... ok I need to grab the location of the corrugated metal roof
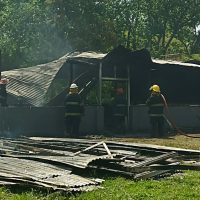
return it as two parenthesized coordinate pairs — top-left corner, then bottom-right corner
(3, 58), (66, 106)
(2, 47), (200, 107)
(0, 156), (101, 191)
(15, 154), (112, 169)
(153, 59), (200, 68)
(1, 137), (199, 191)
(72, 51), (105, 59)
(2, 51), (105, 107)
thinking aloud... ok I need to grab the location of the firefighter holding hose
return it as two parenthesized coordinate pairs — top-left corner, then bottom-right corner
(146, 84), (167, 138)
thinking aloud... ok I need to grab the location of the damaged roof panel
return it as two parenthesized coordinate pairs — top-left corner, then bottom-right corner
(153, 59), (200, 68)
(0, 137), (200, 192)
(2, 46), (200, 106)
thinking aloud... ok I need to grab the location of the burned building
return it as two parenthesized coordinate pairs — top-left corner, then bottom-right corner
(2, 45), (200, 107)
(1, 46), (200, 135)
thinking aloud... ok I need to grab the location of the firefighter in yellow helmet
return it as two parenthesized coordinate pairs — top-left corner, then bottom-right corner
(149, 84), (160, 93)
(64, 83), (84, 137)
(146, 84), (166, 138)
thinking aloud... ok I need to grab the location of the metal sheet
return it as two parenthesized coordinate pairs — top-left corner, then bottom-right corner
(2, 52), (105, 107)
(0, 156), (101, 190)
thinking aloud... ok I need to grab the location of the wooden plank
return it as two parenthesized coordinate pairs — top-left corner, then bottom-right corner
(102, 142), (113, 159)
(73, 141), (104, 156)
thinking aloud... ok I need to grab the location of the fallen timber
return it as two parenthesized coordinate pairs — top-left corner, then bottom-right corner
(0, 137), (199, 192)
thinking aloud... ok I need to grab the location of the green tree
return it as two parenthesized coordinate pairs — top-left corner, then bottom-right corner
(46, 0), (118, 52)
(143, 0), (200, 56)
(0, 0), (200, 68)
(0, 0), (70, 68)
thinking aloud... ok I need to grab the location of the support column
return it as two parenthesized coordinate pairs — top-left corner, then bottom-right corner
(127, 65), (131, 130)
(99, 62), (102, 105)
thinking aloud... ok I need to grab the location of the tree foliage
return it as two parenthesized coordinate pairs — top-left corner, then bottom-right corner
(0, 0), (200, 68)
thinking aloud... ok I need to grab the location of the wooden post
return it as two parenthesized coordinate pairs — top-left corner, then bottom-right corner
(73, 141), (113, 159)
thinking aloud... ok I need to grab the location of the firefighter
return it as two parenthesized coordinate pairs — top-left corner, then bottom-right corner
(112, 87), (127, 133)
(64, 83), (84, 137)
(146, 84), (166, 138)
(0, 78), (8, 107)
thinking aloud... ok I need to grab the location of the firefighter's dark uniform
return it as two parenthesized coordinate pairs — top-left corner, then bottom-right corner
(146, 93), (164, 137)
(64, 93), (83, 137)
(113, 94), (127, 132)
(0, 84), (8, 107)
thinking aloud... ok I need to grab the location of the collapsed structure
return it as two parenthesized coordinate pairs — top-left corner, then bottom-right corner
(0, 137), (199, 192)
(3, 45), (200, 107)
(1, 46), (200, 135)
(0, 49), (199, 193)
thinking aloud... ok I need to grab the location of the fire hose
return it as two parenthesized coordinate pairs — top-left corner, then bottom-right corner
(161, 94), (200, 138)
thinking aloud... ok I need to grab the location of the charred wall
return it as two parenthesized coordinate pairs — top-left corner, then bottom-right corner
(129, 49), (153, 105)
(150, 63), (200, 105)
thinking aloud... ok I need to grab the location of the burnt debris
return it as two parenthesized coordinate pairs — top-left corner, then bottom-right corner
(0, 137), (199, 192)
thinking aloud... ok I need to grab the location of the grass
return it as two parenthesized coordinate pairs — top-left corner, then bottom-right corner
(107, 135), (200, 150)
(0, 135), (199, 200)
(0, 170), (200, 200)
(72, 171), (200, 200)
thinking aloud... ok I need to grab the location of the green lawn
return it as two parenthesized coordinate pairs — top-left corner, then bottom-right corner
(0, 170), (200, 200)
(72, 171), (200, 200)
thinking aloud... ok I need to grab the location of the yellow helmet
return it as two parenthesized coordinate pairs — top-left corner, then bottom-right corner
(149, 84), (160, 93)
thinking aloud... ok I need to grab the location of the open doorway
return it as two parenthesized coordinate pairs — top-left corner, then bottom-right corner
(102, 80), (128, 133)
